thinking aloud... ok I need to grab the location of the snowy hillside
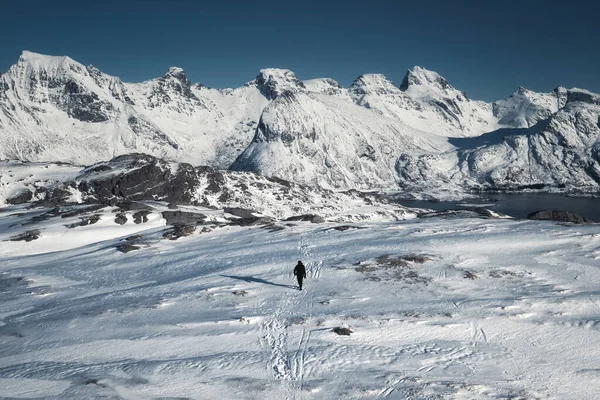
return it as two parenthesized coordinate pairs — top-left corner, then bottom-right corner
(397, 88), (600, 196)
(2, 193), (600, 398)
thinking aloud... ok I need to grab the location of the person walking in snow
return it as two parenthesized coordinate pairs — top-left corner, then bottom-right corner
(293, 261), (307, 290)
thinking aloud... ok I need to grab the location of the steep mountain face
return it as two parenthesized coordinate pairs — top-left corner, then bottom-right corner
(231, 90), (451, 189)
(492, 86), (561, 128)
(344, 69), (500, 138)
(396, 88), (600, 194)
(0, 51), (268, 167)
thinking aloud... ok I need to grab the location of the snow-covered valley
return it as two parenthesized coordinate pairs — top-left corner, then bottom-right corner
(2, 200), (600, 399)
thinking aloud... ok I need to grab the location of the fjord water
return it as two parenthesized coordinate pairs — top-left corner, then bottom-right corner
(397, 193), (600, 222)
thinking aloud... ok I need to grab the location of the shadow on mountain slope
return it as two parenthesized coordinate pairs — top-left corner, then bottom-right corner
(448, 118), (550, 149)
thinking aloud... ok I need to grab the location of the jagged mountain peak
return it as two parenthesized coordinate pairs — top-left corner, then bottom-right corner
(17, 50), (77, 68)
(10, 50), (87, 81)
(492, 86), (559, 128)
(164, 66), (188, 82)
(566, 88), (600, 106)
(254, 68), (306, 100)
(399, 66), (452, 92)
(349, 73), (397, 93)
(514, 86), (531, 95)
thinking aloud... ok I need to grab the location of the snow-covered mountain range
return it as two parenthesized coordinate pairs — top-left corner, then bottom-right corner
(1, 51), (599, 195)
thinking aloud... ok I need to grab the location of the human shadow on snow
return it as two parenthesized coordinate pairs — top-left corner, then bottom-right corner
(221, 274), (298, 290)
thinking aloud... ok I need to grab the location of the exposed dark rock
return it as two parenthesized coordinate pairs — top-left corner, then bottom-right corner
(567, 90), (600, 106)
(332, 327), (353, 336)
(527, 210), (590, 223)
(115, 201), (152, 212)
(331, 225), (366, 231)
(133, 211), (151, 224)
(6, 188), (33, 204)
(114, 213), (127, 225)
(116, 243), (141, 253)
(205, 170), (226, 193)
(264, 175), (292, 188)
(255, 69), (306, 100)
(224, 207), (257, 218)
(161, 211), (207, 225)
(333, 225), (353, 231)
(21, 208), (60, 226)
(284, 214), (325, 223)
(463, 271), (479, 280)
(60, 204), (105, 218)
(353, 255), (433, 285)
(261, 223), (286, 232)
(66, 214), (101, 228)
(163, 224), (196, 240)
(401, 254), (433, 264)
(71, 154), (201, 205)
(88, 164), (112, 173)
(8, 230), (40, 242)
(127, 116), (179, 149)
(35, 187), (73, 205)
(228, 216), (275, 226)
(62, 80), (111, 122)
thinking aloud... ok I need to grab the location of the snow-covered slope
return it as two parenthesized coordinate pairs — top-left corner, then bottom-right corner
(231, 90), (451, 189)
(0, 51), (269, 167)
(2, 199), (600, 398)
(397, 66), (501, 137)
(492, 86), (562, 128)
(397, 88), (600, 195)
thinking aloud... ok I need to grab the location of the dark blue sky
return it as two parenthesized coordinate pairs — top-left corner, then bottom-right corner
(1, 0), (598, 101)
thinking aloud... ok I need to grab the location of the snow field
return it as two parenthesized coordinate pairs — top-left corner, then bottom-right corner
(1, 212), (600, 399)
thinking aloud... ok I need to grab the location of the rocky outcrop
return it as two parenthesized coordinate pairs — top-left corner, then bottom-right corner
(6, 188), (33, 204)
(74, 154), (201, 205)
(527, 210), (590, 223)
(254, 69), (306, 100)
(162, 211), (207, 225)
(7, 154), (410, 221)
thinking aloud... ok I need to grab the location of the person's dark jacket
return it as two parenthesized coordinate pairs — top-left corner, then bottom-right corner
(294, 262), (306, 279)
